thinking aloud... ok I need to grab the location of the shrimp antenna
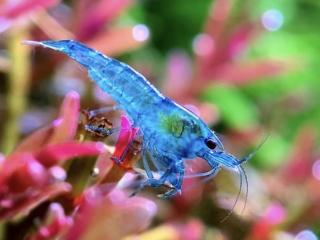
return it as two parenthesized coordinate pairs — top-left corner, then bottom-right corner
(219, 165), (243, 223)
(220, 134), (267, 222)
(239, 165), (248, 215)
(237, 134), (269, 165)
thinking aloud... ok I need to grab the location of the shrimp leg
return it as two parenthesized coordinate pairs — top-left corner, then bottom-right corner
(157, 159), (184, 198)
(142, 151), (154, 179)
(145, 159), (184, 198)
(81, 107), (119, 138)
(131, 158), (184, 198)
(110, 137), (136, 164)
(84, 125), (118, 137)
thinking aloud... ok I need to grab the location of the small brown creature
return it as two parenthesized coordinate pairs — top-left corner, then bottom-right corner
(80, 109), (115, 139)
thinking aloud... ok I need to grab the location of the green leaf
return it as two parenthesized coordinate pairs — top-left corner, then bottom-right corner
(252, 134), (290, 169)
(202, 85), (259, 130)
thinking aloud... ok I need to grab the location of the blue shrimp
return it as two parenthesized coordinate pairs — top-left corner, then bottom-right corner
(24, 40), (253, 198)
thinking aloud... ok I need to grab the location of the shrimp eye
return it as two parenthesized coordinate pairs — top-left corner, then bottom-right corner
(205, 138), (217, 150)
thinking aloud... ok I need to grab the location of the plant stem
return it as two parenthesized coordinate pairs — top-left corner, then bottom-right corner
(2, 27), (31, 154)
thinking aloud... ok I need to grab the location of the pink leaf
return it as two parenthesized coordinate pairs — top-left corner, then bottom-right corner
(0, 182), (71, 221)
(0, 153), (46, 191)
(0, 0), (60, 19)
(66, 188), (157, 240)
(282, 127), (316, 183)
(15, 91), (81, 153)
(195, 0), (233, 73)
(6, 158), (48, 194)
(14, 91), (80, 152)
(49, 91), (80, 145)
(206, 0), (232, 41)
(212, 60), (288, 85)
(87, 27), (147, 56)
(249, 202), (286, 240)
(14, 125), (55, 153)
(75, 0), (133, 40)
(36, 142), (106, 167)
(227, 24), (257, 59)
(164, 51), (193, 99)
(29, 203), (73, 240)
(94, 151), (114, 183)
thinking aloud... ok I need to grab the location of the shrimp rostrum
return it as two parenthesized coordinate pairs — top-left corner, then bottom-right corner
(25, 40), (253, 198)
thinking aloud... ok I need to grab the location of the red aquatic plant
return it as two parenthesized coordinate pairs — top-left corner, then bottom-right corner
(0, 0), (60, 20)
(193, 0), (288, 89)
(28, 202), (73, 240)
(74, 0), (133, 41)
(248, 202), (286, 240)
(65, 187), (156, 240)
(0, 92), (105, 221)
(0, 91), (157, 239)
(164, 0), (289, 107)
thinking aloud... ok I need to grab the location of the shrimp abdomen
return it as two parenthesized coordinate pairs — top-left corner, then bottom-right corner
(25, 40), (163, 118)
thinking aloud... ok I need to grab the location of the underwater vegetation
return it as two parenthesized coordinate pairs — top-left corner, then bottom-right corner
(0, 0), (320, 239)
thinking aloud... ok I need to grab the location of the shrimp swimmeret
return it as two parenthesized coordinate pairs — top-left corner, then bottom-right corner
(25, 40), (253, 198)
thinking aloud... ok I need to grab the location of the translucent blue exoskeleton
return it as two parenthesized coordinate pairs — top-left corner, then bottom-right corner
(24, 40), (254, 198)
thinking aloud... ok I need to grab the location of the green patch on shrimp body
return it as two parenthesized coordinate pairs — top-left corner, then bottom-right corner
(160, 114), (185, 138)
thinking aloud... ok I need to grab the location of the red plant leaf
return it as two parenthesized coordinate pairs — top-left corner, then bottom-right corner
(66, 188), (157, 240)
(87, 27), (147, 56)
(75, 0), (133, 40)
(31, 10), (75, 40)
(36, 142), (106, 167)
(211, 60), (288, 85)
(94, 150), (114, 183)
(196, 23), (257, 83)
(0, 0), (60, 19)
(0, 182), (71, 221)
(6, 158), (48, 194)
(249, 202), (286, 240)
(49, 91), (80, 144)
(206, 0), (232, 42)
(164, 51), (193, 100)
(227, 24), (257, 59)
(14, 91), (80, 152)
(195, 0), (233, 73)
(14, 125), (55, 153)
(0, 153), (45, 191)
(282, 126), (316, 183)
(29, 203), (73, 240)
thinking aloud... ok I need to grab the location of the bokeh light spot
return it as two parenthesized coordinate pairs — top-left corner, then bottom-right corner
(53, 77), (85, 96)
(29, 160), (45, 175)
(261, 9), (284, 32)
(132, 24), (150, 42)
(0, 17), (11, 33)
(312, 159), (320, 181)
(0, 153), (5, 166)
(265, 202), (286, 225)
(192, 33), (214, 56)
(295, 230), (318, 240)
(50, 166), (67, 181)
